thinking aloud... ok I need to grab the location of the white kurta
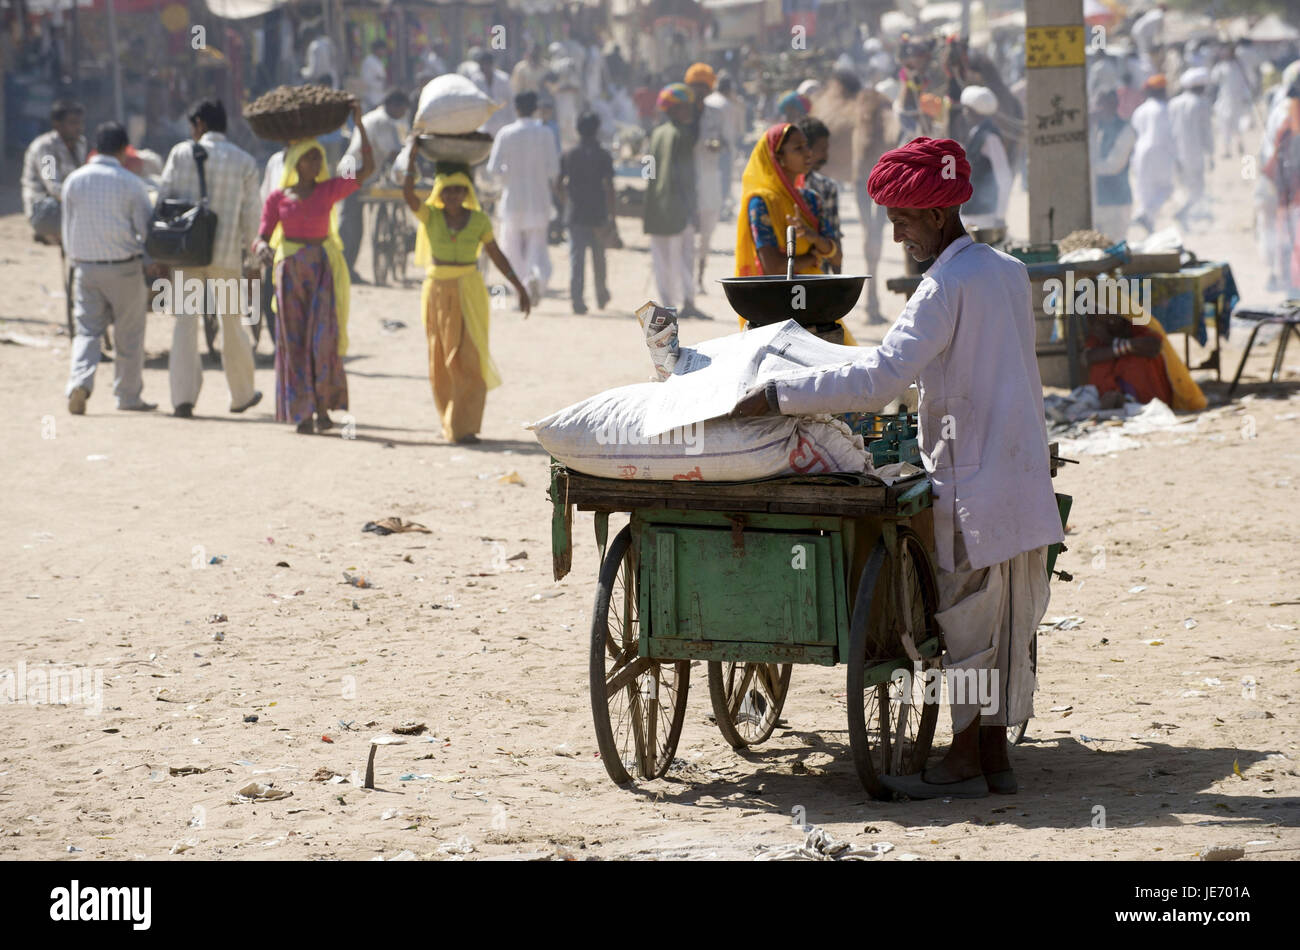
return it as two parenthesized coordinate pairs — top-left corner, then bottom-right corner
(1168, 90), (1212, 201)
(1130, 98), (1175, 220)
(769, 236), (1063, 574)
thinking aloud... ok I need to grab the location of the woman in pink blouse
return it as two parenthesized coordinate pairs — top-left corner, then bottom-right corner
(254, 101), (374, 434)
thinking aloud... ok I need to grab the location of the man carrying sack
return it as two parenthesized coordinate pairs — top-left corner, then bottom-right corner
(733, 137), (1063, 800)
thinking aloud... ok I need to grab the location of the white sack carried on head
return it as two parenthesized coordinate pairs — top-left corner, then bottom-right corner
(414, 74), (501, 135)
(530, 382), (865, 482)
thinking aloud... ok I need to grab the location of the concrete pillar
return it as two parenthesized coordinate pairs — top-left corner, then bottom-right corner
(1024, 0), (1091, 243)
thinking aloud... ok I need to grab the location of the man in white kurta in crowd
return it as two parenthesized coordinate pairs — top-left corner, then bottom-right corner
(338, 89), (411, 277)
(1090, 89), (1137, 242)
(1211, 43), (1255, 159)
(957, 85), (1012, 233)
(1169, 67), (1214, 229)
(733, 137), (1063, 800)
(685, 62), (726, 294)
(1130, 74), (1176, 233)
(157, 99), (263, 418)
(360, 40), (389, 112)
(486, 91), (560, 303)
(464, 50), (515, 137)
(709, 74), (745, 218)
(1130, 3), (1167, 66)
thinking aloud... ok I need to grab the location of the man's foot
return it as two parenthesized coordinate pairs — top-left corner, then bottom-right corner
(316, 411), (334, 432)
(985, 769), (1018, 795)
(174, 402), (194, 419)
(681, 304), (712, 320)
(296, 419), (314, 434)
(68, 387), (88, 415)
(880, 770), (989, 801)
(118, 400), (157, 412)
(596, 292), (610, 310)
(231, 391), (262, 414)
(572, 303), (588, 315)
(455, 433), (480, 444)
(526, 276), (541, 304)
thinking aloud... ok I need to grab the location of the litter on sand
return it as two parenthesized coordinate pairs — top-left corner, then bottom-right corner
(363, 518), (432, 536)
(754, 827), (895, 861)
(234, 781), (292, 802)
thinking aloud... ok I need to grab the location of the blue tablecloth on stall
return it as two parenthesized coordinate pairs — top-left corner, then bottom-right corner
(1137, 262), (1239, 345)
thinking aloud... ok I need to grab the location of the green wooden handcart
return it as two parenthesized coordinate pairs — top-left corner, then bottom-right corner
(548, 435), (1071, 801)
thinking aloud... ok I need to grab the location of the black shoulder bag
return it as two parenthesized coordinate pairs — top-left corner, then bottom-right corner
(146, 142), (218, 267)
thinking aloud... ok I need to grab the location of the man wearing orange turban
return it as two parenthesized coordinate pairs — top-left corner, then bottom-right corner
(1130, 74), (1175, 232)
(735, 136), (1063, 800)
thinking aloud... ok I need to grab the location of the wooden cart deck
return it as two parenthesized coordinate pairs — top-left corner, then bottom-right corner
(551, 468), (932, 518)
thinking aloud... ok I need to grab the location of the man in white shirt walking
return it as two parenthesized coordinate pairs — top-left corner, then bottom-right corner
(360, 40), (389, 111)
(1130, 74), (1176, 233)
(157, 99), (263, 418)
(339, 89), (411, 277)
(734, 137), (1062, 799)
(1169, 67), (1214, 229)
(486, 91), (560, 304)
(64, 122), (163, 414)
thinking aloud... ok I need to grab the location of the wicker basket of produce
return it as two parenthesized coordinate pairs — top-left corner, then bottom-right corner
(245, 85), (354, 143)
(417, 131), (493, 166)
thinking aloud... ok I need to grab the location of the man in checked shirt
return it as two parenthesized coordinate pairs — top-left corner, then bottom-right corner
(63, 123), (166, 414)
(157, 99), (263, 418)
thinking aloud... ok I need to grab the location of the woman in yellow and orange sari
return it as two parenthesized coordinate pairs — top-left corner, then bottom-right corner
(400, 144), (530, 443)
(734, 122), (855, 344)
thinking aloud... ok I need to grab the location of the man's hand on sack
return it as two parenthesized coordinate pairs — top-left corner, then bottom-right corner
(731, 385), (775, 418)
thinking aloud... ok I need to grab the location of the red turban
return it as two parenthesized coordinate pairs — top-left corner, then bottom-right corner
(867, 136), (973, 208)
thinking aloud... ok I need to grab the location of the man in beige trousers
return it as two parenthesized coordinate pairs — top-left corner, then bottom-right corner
(158, 99), (262, 418)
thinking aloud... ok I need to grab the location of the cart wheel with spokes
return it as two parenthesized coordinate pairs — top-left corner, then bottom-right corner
(708, 662), (791, 749)
(846, 527), (941, 800)
(590, 525), (690, 785)
(1007, 631), (1037, 746)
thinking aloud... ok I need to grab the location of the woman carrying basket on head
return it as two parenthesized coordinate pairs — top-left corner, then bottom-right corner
(254, 100), (374, 434)
(734, 122), (854, 344)
(399, 139), (530, 444)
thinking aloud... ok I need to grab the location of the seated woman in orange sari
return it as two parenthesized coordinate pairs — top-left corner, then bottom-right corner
(734, 123), (853, 343)
(1084, 314), (1172, 409)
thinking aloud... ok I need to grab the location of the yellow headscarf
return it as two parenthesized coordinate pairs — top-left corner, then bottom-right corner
(271, 138), (351, 355)
(734, 123), (821, 279)
(414, 170), (482, 270)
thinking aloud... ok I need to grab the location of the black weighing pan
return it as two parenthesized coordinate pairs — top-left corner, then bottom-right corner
(718, 274), (870, 329)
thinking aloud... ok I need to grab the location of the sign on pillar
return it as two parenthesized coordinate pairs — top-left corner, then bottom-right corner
(1025, 0), (1092, 243)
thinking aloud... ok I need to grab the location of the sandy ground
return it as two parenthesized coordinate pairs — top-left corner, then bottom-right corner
(1, 149), (1298, 862)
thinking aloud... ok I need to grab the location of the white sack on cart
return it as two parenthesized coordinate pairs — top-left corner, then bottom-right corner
(529, 382), (866, 481)
(640, 319), (862, 437)
(413, 74), (501, 135)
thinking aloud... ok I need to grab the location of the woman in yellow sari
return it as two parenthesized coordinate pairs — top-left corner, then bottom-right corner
(400, 143), (531, 443)
(734, 122), (855, 344)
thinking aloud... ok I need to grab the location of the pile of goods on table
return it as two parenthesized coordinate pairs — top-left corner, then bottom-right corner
(244, 85), (355, 142)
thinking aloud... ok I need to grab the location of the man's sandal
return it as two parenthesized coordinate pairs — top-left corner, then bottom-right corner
(880, 771), (989, 801)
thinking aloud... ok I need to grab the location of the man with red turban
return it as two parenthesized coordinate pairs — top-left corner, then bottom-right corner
(734, 136), (1063, 800)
